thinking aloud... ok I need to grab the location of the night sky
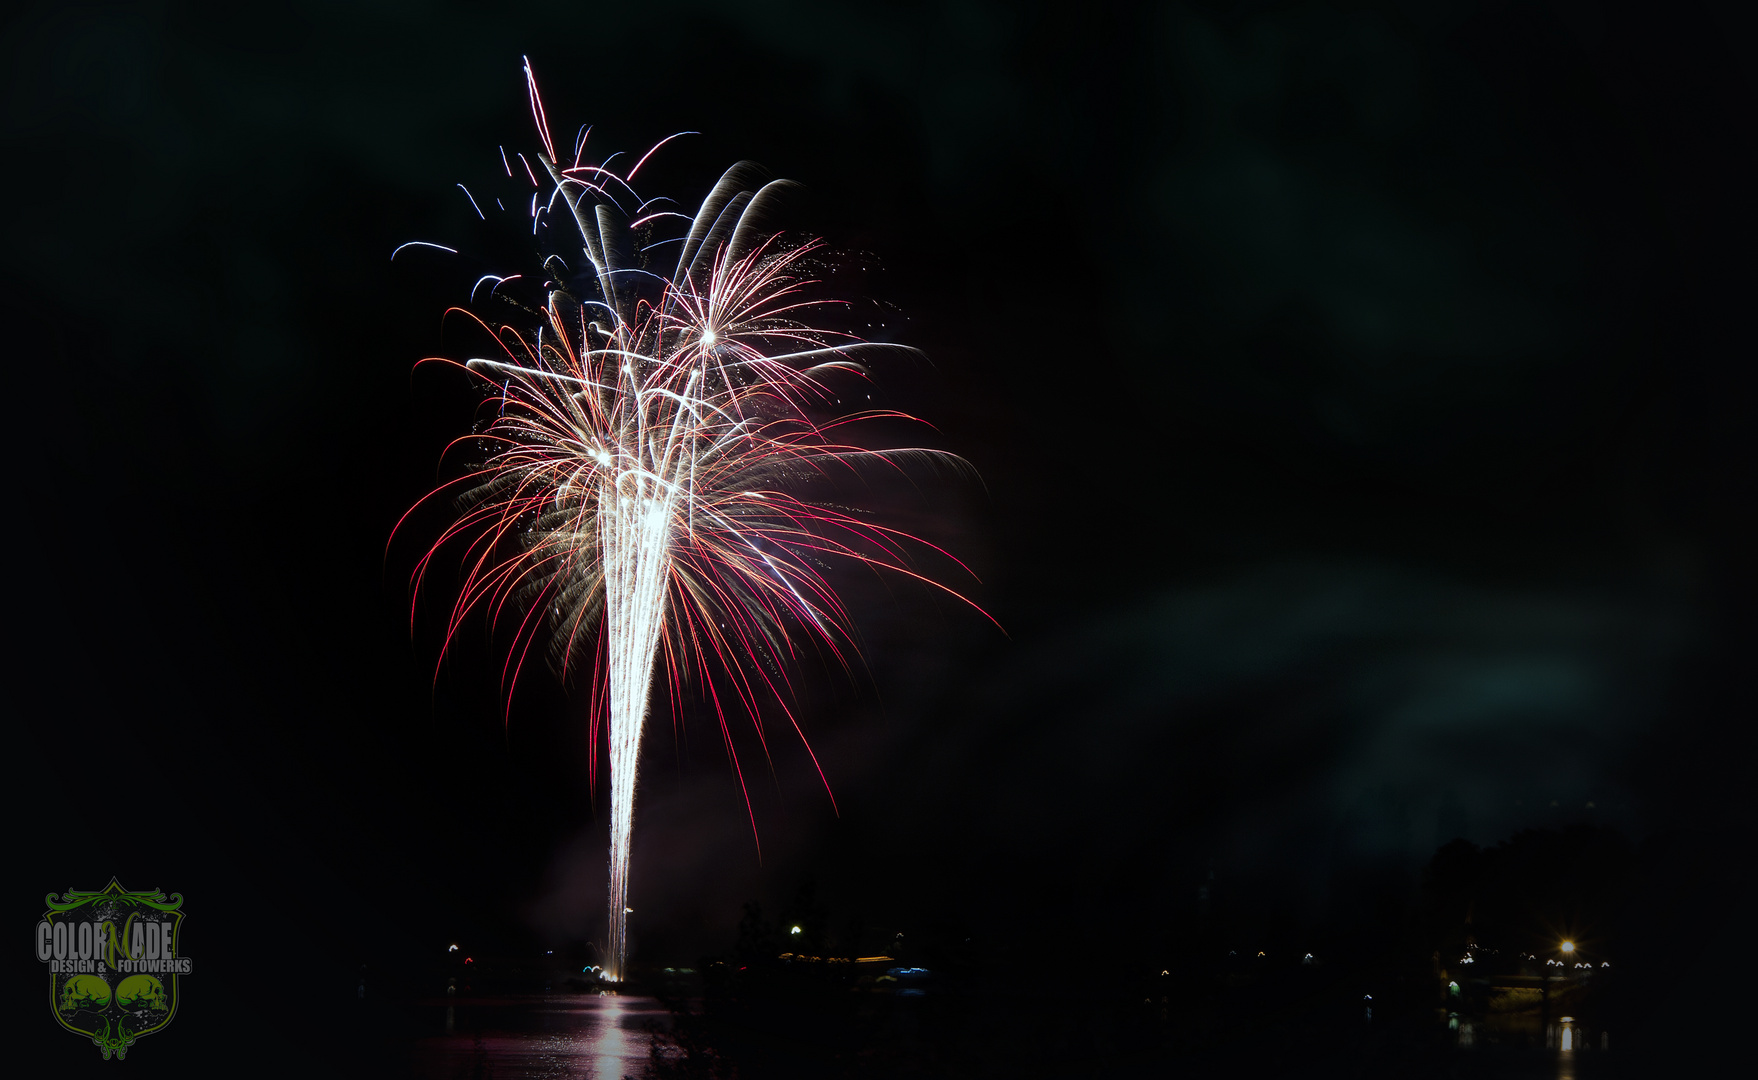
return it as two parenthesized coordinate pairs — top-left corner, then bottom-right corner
(7, 1), (1754, 1073)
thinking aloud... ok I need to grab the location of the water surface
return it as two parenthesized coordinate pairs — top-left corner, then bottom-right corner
(411, 993), (666, 1080)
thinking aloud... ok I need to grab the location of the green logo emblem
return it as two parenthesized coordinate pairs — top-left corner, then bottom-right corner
(35, 879), (191, 1060)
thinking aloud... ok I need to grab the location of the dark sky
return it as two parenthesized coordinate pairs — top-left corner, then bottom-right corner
(6, 0), (1754, 1062)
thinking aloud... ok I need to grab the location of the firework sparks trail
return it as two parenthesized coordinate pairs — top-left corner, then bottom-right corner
(601, 482), (673, 976)
(400, 61), (990, 981)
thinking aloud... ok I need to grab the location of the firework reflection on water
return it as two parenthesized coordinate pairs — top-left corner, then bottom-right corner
(412, 994), (661, 1080)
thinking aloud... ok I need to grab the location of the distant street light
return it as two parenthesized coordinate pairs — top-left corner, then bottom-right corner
(1560, 940), (1575, 954)
(790, 925), (802, 935)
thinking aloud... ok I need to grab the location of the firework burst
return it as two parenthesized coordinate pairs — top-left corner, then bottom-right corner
(398, 62), (986, 980)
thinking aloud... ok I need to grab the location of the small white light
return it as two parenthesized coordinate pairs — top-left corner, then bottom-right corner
(790, 925), (802, 935)
(702, 329), (717, 345)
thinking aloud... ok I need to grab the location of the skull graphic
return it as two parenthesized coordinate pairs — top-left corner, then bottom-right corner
(116, 974), (169, 1015)
(59, 973), (112, 1012)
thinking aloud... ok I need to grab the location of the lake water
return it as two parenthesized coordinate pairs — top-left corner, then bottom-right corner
(410, 993), (667, 1080)
(400, 989), (1614, 1079)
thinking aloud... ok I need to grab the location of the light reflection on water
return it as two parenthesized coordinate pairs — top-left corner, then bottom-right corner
(1446, 1008), (1612, 1075)
(417, 990), (1623, 1077)
(413, 993), (668, 1079)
